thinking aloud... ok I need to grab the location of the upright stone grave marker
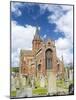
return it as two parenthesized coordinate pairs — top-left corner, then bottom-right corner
(47, 71), (57, 95)
(11, 75), (16, 91)
(40, 74), (45, 88)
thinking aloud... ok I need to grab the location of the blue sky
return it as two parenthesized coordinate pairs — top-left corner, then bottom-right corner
(11, 3), (65, 40)
(11, 2), (73, 67)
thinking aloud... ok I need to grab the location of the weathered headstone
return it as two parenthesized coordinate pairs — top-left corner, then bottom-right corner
(64, 68), (69, 81)
(31, 79), (34, 88)
(40, 75), (45, 88)
(11, 76), (16, 91)
(47, 71), (57, 95)
(21, 76), (26, 88)
(15, 76), (20, 89)
(69, 69), (73, 81)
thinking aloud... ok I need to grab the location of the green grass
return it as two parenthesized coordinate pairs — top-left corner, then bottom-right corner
(32, 88), (47, 95)
(56, 79), (64, 87)
(56, 79), (69, 89)
(11, 91), (16, 97)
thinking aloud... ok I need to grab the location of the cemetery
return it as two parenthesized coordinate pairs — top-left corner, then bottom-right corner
(11, 65), (73, 98)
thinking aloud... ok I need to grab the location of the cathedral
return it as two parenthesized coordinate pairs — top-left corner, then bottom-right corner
(19, 27), (64, 79)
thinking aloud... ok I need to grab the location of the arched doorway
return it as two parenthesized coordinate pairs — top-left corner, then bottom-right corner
(45, 49), (52, 70)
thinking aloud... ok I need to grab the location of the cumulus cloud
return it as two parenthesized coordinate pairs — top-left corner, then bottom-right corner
(11, 21), (36, 67)
(53, 6), (73, 65)
(40, 5), (73, 41)
(11, 48), (20, 67)
(55, 38), (73, 64)
(11, 2), (23, 16)
(40, 4), (64, 20)
(53, 7), (73, 42)
(43, 34), (47, 39)
(40, 4), (73, 64)
(55, 38), (72, 50)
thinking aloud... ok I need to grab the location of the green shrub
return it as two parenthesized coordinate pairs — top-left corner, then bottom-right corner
(11, 67), (19, 73)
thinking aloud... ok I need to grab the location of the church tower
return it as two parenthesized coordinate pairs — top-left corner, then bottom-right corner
(32, 27), (42, 54)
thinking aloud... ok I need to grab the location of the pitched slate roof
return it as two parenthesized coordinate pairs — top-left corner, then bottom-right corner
(21, 50), (33, 56)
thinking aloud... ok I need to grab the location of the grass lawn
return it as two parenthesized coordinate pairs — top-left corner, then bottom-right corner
(11, 91), (16, 97)
(56, 79), (68, 89)
(32, 88), (47, 95)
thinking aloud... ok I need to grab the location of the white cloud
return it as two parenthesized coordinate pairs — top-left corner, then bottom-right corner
(11, 2), (23, 16)
(40, 4), (73, 65)
(43, 34), (47, 39)
(47, 5), (73, 41)
(11, 49), (20, 67)
(11, 21), (36, 67)
(56, 48), (73, 65)
(55, 38), (72, 50)
(40, 4), (64, 20)
(54, 6), (73, 65)
(55, 8), (73, 43)
(40, 4), (73, 41)
(55, 37), (73, 64)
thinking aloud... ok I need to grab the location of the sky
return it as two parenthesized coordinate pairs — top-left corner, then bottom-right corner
(11, 2), (73, 67)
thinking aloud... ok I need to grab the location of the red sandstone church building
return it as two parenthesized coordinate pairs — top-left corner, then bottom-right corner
(19, 27), (64, 78)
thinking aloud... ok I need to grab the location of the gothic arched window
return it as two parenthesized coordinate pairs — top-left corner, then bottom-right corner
(45, 49), (52, 69)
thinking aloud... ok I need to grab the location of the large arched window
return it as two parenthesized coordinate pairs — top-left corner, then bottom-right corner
(38, 64), (41, 71)
(45, 49), (52, 69)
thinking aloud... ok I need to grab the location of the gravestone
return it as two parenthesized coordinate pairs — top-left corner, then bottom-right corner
(31, 79), (34, 88)
(40, 75), (45, 88)
(64, 68), (69, 81)
(47, 70), (57, 95)
(21, 76), (26, 88)
(11, 75), (16, 91)
(69, 69), (73, 81)
(15, 75), (20, 93)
